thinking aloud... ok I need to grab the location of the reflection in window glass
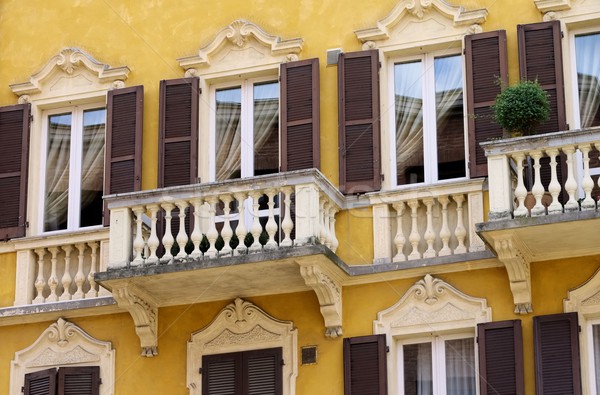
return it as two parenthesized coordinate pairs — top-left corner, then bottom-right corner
(45, 113), (72, 231)
(575, 32), (600, 128)
(254, 81), (279, 176)
(445, 338), (476, 395)
(215, 87), (242, 181)
(403, 342), (432, 395)
(80, 108), (106, 227)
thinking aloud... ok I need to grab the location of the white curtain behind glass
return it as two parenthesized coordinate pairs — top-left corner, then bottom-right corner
(80, 108), (105, 227)
(216, 87), (242, 181)
(404, 342), (433, 395)
(576, 33), (600, 128)
(44, 113), (72, 231)
(445, 338), (476, 395)
(253, 82), (279, 175)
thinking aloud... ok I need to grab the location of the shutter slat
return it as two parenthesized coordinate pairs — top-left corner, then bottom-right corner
(158, 78), (199, 188)
(344, 334), (387, 395)
(280, 58), (320, 172)
(338, 50), (381, 194)
(465, 30), (508, 178)
(478, 320), (524, 395)
(534, 312), (582, 395)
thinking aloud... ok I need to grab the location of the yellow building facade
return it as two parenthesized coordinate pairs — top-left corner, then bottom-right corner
(1, 0), (600, 394)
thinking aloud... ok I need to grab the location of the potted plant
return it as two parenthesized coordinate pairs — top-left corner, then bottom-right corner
(492, 79), (550, 137)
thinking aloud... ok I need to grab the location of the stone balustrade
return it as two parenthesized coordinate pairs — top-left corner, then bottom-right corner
(370, 180), (486, 264)
(482, 127), (600, 220)
(12, 229), (110, 306)
(106, 169), (344, 269)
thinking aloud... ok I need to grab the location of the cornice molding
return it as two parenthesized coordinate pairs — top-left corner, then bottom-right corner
(10, 47), (129, 97)
(534, 0), (572, 14)
(178, 19), (303, 70)
(355, 0), (487, 43)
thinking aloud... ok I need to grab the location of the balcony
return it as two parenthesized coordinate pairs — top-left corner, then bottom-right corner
(477, 126), (600, 313)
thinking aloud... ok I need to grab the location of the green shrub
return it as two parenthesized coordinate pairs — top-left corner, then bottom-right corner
(492, 80), (550, 136)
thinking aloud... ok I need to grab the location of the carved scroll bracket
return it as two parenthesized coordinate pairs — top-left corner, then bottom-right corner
(494, 236), (533, 314)
(111, 283), (158, 357)
(299, 263), (342, 338)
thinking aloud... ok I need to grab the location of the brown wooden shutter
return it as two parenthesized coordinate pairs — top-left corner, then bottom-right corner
(518, 20), (567, 134)
(338, 50), (381, 194)
(158, 77), (199, 188)
(58, 366), (100, 395)
(343, 334), (387, 395)
(465, 30), (508, 178)
(0, 104), (30, 240)
(533, 312), (582, 395)
(477, 320), (524, 395)
(103, 85), (143, 225)
(24, 368), (57, 395)
(280, 58), (320, 172)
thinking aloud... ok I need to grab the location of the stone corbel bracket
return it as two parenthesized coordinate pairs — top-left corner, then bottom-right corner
(494, 236), (533, 314)
(111, 283), (159, 357)
(299, 263), (343, 338)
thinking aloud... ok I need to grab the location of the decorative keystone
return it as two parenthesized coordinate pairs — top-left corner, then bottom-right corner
(299, 264), (342, 338)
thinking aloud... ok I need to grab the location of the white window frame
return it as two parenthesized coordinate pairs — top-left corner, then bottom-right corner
(39, 103), (106, 235)
(387, 50), (468, 187)
(208, 75), (280, 182)
(587, 319), (600, 394)
(397, 332), (477, 395)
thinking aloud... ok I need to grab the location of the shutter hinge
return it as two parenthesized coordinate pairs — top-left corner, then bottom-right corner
(463, 48), (466, 55)
(199, 367), (203, 375)
(99, 378), (103, 385)
(29, 114), (34, 124)
(566, 123), (570, 130)
(561, 31), (564, 39)
(385, 346), (390, 353)
(476, 336), (479, 344)
(579, 325), (582, 333)
(381, 173), (384, 181)
(281, 359), (286, 366)
(21, 386), (24, 393)
(25, 221), (29, 228)
(196, 177), (202, 184)
(378, 61), (382, 69)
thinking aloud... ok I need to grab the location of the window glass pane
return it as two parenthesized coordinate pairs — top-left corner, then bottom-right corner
(403, 342), (433, 395)
(254, 81), (279, 176)
(45, 113), (72, 231)
(395, 61), (424, 185)
(216, 87), (242, 181)
(445, 338), (476, 395)
(575, 32), (600, 128)
(80, 108), (105, 227)
(593, 324), (600, 394)
(435, 55), (465, 180)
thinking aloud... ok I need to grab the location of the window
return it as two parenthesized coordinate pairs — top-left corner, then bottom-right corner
(391, 53), (465, 186)
(399, 335), (476, 395)
(212, 79), (279, 181)
(591, 321), (600, 394)
(202, 348), (282, 395)
(572, 30), (600, 129)
(42, 105), (106, 232)
(24, 366), (100, 395)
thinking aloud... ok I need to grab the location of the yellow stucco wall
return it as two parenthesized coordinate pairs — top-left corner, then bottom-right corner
(0, 253), (16, 308)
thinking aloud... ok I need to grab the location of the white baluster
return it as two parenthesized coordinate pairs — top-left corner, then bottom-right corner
(234, 193), (248, 255)
(438, 196), (452, 256)
(160, 203), (175, 263)
(580, 144), (596, 210)
(392, 202), (406, 262)
(563, 146), (579, 212)
(546, 148), (563, 214)
(190, 198), (204, 258)
(86, 242), (99, 298)
(145, 204), (160, 265)
(59, 245), (72, 301)
(530, 150), (546, 216)
(329, 206), (339, 253)
(422, 198), (436, 258)
(47, 247), (60, 302)
(249, 192), (263, 252)
(132, 206), (145, 266)
(407, 199), (421, 260)
(280, 187), (293, 247)
(175, 201), (189, 259)
(321, 199), (332, 248)
(221, 195), (234, 255)
(513, 153), (528, 218)
(318, 197), (328, 244)
(205, 197), (219, 258)
(453, 194), (467, 254)
(33, 248), (47, 303)
(71, 243), (85, 299)
(264, 190), (278, 250)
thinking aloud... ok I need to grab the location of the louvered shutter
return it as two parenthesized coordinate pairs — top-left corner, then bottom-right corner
(343, 334), (387, 395)
(245, 348), (282, 395)
(24, 368), (57, 395)
(0, 104), (30, 240)
(58, 366), (100, 395)
(280, 58), (320, 171)
(477, 320), (524, 395)
(518, 20), (567, 134)
(338, 50), (381, 194)
(533, 312), (582, 395)
(158, 77), (199, 188)
(203, 353), (240, 395)
(465, 30), (508, 178)
(103, 85), (143, 225)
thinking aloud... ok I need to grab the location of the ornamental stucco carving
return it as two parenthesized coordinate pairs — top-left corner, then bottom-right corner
(494, 236), (533, 314)
(10, 318), (114, 395)
(299, 264), (343, 338)
(187, 298), (297, 395)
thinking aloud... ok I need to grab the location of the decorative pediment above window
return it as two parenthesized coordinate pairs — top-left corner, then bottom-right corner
(9, 47), (129, 101)
(355, 0), (488, 49)
(178, 19), (303, 75)
(10, 318), (115, 395)
(374, 274), (491, 336)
